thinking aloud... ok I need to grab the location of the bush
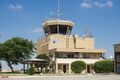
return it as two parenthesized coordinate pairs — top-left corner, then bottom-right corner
(94, 60), (114, 73)
(71, 61), (86, 73)
(27, 66), (35, 75)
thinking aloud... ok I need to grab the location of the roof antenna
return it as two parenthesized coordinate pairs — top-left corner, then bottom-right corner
(84, 27), (93, 38)
(85, 27), (88, 37)
(58, 0), (60, 18)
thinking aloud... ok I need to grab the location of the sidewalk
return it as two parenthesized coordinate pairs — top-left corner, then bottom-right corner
(0, 74), (119, 78)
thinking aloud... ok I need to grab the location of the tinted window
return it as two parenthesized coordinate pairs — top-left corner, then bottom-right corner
(49, 25), (57, 34)
(44, 27), (49, 35)
(59, 25), (67, 34)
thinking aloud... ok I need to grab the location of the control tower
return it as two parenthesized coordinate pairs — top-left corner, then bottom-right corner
(36, 0), (106, 74)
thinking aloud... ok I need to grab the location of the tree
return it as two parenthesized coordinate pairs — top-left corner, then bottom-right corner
(36, 54), (50, 60)
(36, 54), (50, 65)
(94, 60), (114, 73)
(36, 54), (50, 73)
(0, 37), (34, 72)
(71, 61), (86, 73)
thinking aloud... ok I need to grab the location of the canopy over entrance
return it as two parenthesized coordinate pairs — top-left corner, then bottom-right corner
(22, 59), (47, 74)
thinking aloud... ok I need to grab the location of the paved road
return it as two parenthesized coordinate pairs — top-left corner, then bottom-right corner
(0, 75), (120, 80)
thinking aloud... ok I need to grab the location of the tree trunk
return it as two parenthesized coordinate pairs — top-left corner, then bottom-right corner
(7, 61), (14, 72)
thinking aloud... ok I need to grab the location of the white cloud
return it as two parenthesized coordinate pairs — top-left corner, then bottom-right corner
(80, 0), (113, 8)
(80, 2), (92, 8)
(94, 1), (113, 8)
(32, 28), (43, 33)
(94, 2), (105, 8)
(106, 1), (113, 7)
(8, 3), (23, 10)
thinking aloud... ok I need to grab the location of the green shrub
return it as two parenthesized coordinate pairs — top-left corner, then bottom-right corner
(94, 60), (114, 73)
(27, 66), (35, 75)
(71, 61), (86, 73)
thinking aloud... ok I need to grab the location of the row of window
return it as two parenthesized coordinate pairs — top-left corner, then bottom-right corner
(54, 53), (102, 59)
(44, 25), (72, 35)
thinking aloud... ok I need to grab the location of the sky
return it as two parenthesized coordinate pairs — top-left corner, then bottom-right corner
(0, 0), (120, 70)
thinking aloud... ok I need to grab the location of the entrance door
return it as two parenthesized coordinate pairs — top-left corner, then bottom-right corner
(63, 65), (67, 73)
(87, 65), (91, 73)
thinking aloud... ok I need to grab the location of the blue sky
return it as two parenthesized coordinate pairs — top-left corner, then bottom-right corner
(0, 0), (120, 70)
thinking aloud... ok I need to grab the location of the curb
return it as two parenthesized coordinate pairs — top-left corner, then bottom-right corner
(1, 75), (9, 78)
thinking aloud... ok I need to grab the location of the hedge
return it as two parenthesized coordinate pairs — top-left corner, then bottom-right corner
(94, 60), (114, 73)
(71, 61), (86, 73)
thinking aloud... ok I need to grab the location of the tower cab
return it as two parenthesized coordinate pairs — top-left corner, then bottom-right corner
(43, 19), (74, 36)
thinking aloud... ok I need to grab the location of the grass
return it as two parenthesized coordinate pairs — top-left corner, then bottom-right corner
(0, 72), (27, 76)
(0, 72), (20, 74)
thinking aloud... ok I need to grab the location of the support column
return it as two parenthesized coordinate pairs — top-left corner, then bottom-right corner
(56, 63), (58, 73)
(86, 65), (87, 73)
(69, 63), (71, 74)
(57, 25), (59, 34)
(23, 62), (25, 74)
(52, 52), (56, 73)
(27, 63), (29, 72)
(52, 52), (55, 61)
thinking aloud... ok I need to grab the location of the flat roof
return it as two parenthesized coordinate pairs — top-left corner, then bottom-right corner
(114, 44), (120, 52)
(23, 59), (47, 62)
(50, 48), (106, 53)
(42, 19), (74, 28)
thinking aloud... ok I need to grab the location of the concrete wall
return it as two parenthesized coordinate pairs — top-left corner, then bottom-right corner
(36, 37), (49, 55)
(84, 37), (94, 49)
(48, 34), (94, 50)
(36, 34), (103, 58)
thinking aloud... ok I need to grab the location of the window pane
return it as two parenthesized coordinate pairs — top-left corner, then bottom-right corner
(67, 26), (72, 34)
(49, 25), (57, 34)
(59, 25), (67, 34)
(44, 27), (49, 35)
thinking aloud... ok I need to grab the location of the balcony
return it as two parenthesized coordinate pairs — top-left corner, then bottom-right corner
(55, 58), (103, 64)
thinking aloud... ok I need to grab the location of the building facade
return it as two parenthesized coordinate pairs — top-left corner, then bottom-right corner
(36, 19), (106, 74)
(114, 44), (120, 74)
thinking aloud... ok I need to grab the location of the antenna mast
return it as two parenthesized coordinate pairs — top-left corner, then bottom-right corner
(85, 27), (88, 37)
(58, 0), (60, 18)
(84, 27), (93, 38)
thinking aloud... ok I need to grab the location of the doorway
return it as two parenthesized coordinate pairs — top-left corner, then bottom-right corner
(87, 65), (91, 73)
(63, 65), (67, 73)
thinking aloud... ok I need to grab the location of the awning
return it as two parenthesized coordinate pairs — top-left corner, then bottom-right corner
(23, 59), (47, 64)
